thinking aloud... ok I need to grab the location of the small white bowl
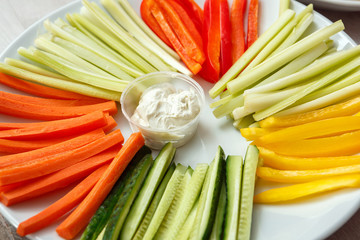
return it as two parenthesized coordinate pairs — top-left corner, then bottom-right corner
(120, 71), (205, 149)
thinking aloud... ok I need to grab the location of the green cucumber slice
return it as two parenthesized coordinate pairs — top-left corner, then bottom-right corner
(175, 199), (199, 240)
(165, 163), (209, 240)
(154, 167), (193, 239)
(132, 164), (175, 240)
(224, 155), (243, 240)
(80, 146), (151, 240)
(210, 180), (227, 240)
(190, 146), (225, 240)
(238, 145), (259, 240)
(120, 142), (176, 240)
(103, 154), (153, 240)
(142, 164), (187, 240)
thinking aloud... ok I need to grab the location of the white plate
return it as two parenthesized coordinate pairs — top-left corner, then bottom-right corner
(298, 0), (360, 11)
(0, 0), (359, 239)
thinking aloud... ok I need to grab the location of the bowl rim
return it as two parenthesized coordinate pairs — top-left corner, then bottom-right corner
(120, 71), (206, 134)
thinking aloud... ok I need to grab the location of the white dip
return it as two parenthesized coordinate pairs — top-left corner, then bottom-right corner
(131, 82), (201, 130)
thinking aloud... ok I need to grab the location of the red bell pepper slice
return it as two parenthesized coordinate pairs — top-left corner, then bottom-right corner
(150, 1), (202, 74)
(156, 0), (205, 64)
(168, 0), (203, 50)
(199, 0), (221, 83)
(247, 0), (259, 49)
(172, 0), (204, 34)
(140, 0), (172, 47)
(220, 0), (232, 75)
(230, 0), (247, 63)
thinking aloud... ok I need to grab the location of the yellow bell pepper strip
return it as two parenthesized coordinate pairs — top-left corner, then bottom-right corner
(259, 95), (360, 128)
(257, 165), (360, 183)
(262, 130), (360, 157)
(240, 127), (276, 141)
(257, 115), (360, 145)
(253, 174), (360, 204)
(258, 147), (360, 170)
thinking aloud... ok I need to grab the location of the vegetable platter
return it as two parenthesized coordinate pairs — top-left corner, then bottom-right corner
(0, 0), (359, 240)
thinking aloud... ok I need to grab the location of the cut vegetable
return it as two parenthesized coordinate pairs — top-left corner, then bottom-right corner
(246, 0), (259, 48)
(253, 174), (360, 203)
(230, 0), (246, 63)
(80, 146), (151, 240)
(120, 142), (176, 240)
(56, 132), (145, 240)
(223, 155), (243, 240)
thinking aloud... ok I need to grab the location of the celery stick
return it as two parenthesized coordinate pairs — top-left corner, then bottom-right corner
(4, 58), (70, 80)
(294, 67), (360, 105)
(102, 0), (190, 75)
(227, 20), (345, 94)
(30, 49), (128, 92)
(279, 0), (290, 15)
(66, 14), (143, 74)
(239, 84), (310, 119)
(35, 35), (120, 79)
(246, 44), (360, 95)
(81, 0), (172, 72)
(52, 36), (136, 80)
(253, 56), (360, 121)
(294, 4), (313, 23)
(251, 41), (330, 90)
(241, 16), (298, 74)
(278, 71), (360, 116)
(117, 0), (179, 60)
(55, 16), (155, 74)
(270, 13), (314, 57)
(0, 63), (122, 100)
(208, 9), (296, 98)
(213, 94), (244, 119)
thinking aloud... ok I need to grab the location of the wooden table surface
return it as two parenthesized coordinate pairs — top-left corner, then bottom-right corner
(0, 0), (359, 239)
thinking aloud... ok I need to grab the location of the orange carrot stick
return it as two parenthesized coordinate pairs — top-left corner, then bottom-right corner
(0, 129), (124, 185)
(0, 72), (103, 101)
(0, 111), (107, 140)
(0, 96), (117, 120)
(0, 128), (106, 169)
(56, 132), (144, 239)
(0, 90), (106, 107)
(16, 164), (109, 236)
(1, 145), (121, 206)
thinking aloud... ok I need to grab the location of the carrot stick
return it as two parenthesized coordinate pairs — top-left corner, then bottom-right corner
(156, 0), (205, 64)
(1, 145), (121, 206)
(0, 96), (117, 120)
(151, 2), (202, 74)
(56, 132), (144, 239)
(230, 0), (246, 63)
(16, 164), (109, 236)
(0, 129), (124, 185)
(0, 72), (103, 101)
(0, 90), (106, 107)
(0, 128), (106, 169)
(0, 111), (107, 140)
(103, 115), (117, 133)
(246, 0), (259, 49)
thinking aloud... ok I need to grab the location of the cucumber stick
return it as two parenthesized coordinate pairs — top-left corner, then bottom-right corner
(102, 154), (153, 240)
(175, 199), (199, 240)
(120, 142), (176, 240)
(224, 155), (244, 240)
(154, 167), (193, 239)
(238, 146), (259, 240)
(132, 164), (175, 240)
(142, 164), (187, 240)
(164, 163), (209, 240)
(80, 146), (151, 240)
(210, 180), (227, 240)
(190, 146), (225, 240)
